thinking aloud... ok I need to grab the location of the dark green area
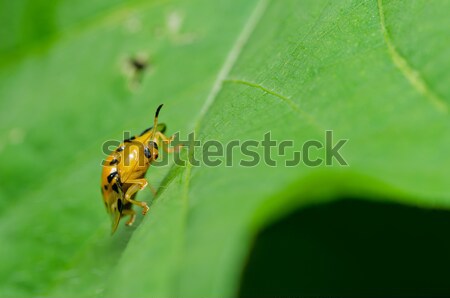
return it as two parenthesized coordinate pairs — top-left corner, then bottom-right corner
(240, 199), (450, 297)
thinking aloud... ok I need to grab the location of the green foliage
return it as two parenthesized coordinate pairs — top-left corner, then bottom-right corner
(0, 0), (449, 297)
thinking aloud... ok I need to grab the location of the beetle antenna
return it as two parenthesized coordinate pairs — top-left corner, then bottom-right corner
(151, 104), (163, 137)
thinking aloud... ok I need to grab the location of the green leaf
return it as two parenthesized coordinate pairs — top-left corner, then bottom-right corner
(1, 0), (449, 297)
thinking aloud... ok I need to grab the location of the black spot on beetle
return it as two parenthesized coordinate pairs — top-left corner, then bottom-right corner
(104, 185), (108, 191)
(144, 147), (151, 158)
(117, 199), (123, 213)
(109, 158), (119, 166)
(149, 141), (158, 150)
(140, 127), (152, 136)
(112, 184), (119, 193)
(107, 171), (118, 183)
(116, 146), (125, 153)
(124, 136), (135, 143)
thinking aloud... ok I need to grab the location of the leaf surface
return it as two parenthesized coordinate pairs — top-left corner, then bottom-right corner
(0, 0), (449, 297)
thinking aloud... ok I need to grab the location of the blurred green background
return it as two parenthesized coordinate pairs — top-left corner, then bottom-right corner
(1, 0), (450, 297)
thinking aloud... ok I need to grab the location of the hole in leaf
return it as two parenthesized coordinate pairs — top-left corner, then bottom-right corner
(121, 53), (151, 90)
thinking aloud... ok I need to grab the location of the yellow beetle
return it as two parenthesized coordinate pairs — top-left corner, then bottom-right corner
(100, 104), (177, 234)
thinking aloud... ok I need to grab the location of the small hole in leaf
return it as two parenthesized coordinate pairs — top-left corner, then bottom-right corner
(121, 53), (152, 90)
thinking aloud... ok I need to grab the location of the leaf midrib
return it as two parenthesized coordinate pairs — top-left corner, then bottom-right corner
(166, 0), (270, 295)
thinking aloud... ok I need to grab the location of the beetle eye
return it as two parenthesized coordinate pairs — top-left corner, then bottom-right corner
(144, 147), (151, 158)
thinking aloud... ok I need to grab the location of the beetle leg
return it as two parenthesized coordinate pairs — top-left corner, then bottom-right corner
(124, 179), (150, 215)
(122, 209), (136, 226)
(155, 131), (182, 153)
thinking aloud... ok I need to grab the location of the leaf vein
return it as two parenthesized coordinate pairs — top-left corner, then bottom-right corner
(224, 78), (323, 131)
(377, 0), (448, 113)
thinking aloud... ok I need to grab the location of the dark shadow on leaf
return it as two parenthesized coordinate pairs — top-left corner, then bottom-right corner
(239, 199), (450, 297)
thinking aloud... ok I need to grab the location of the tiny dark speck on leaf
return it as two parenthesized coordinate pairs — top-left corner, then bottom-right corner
(123, 53), (152, 91)
(129, 56), (149, 73)
(131, 58), (147, 71)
